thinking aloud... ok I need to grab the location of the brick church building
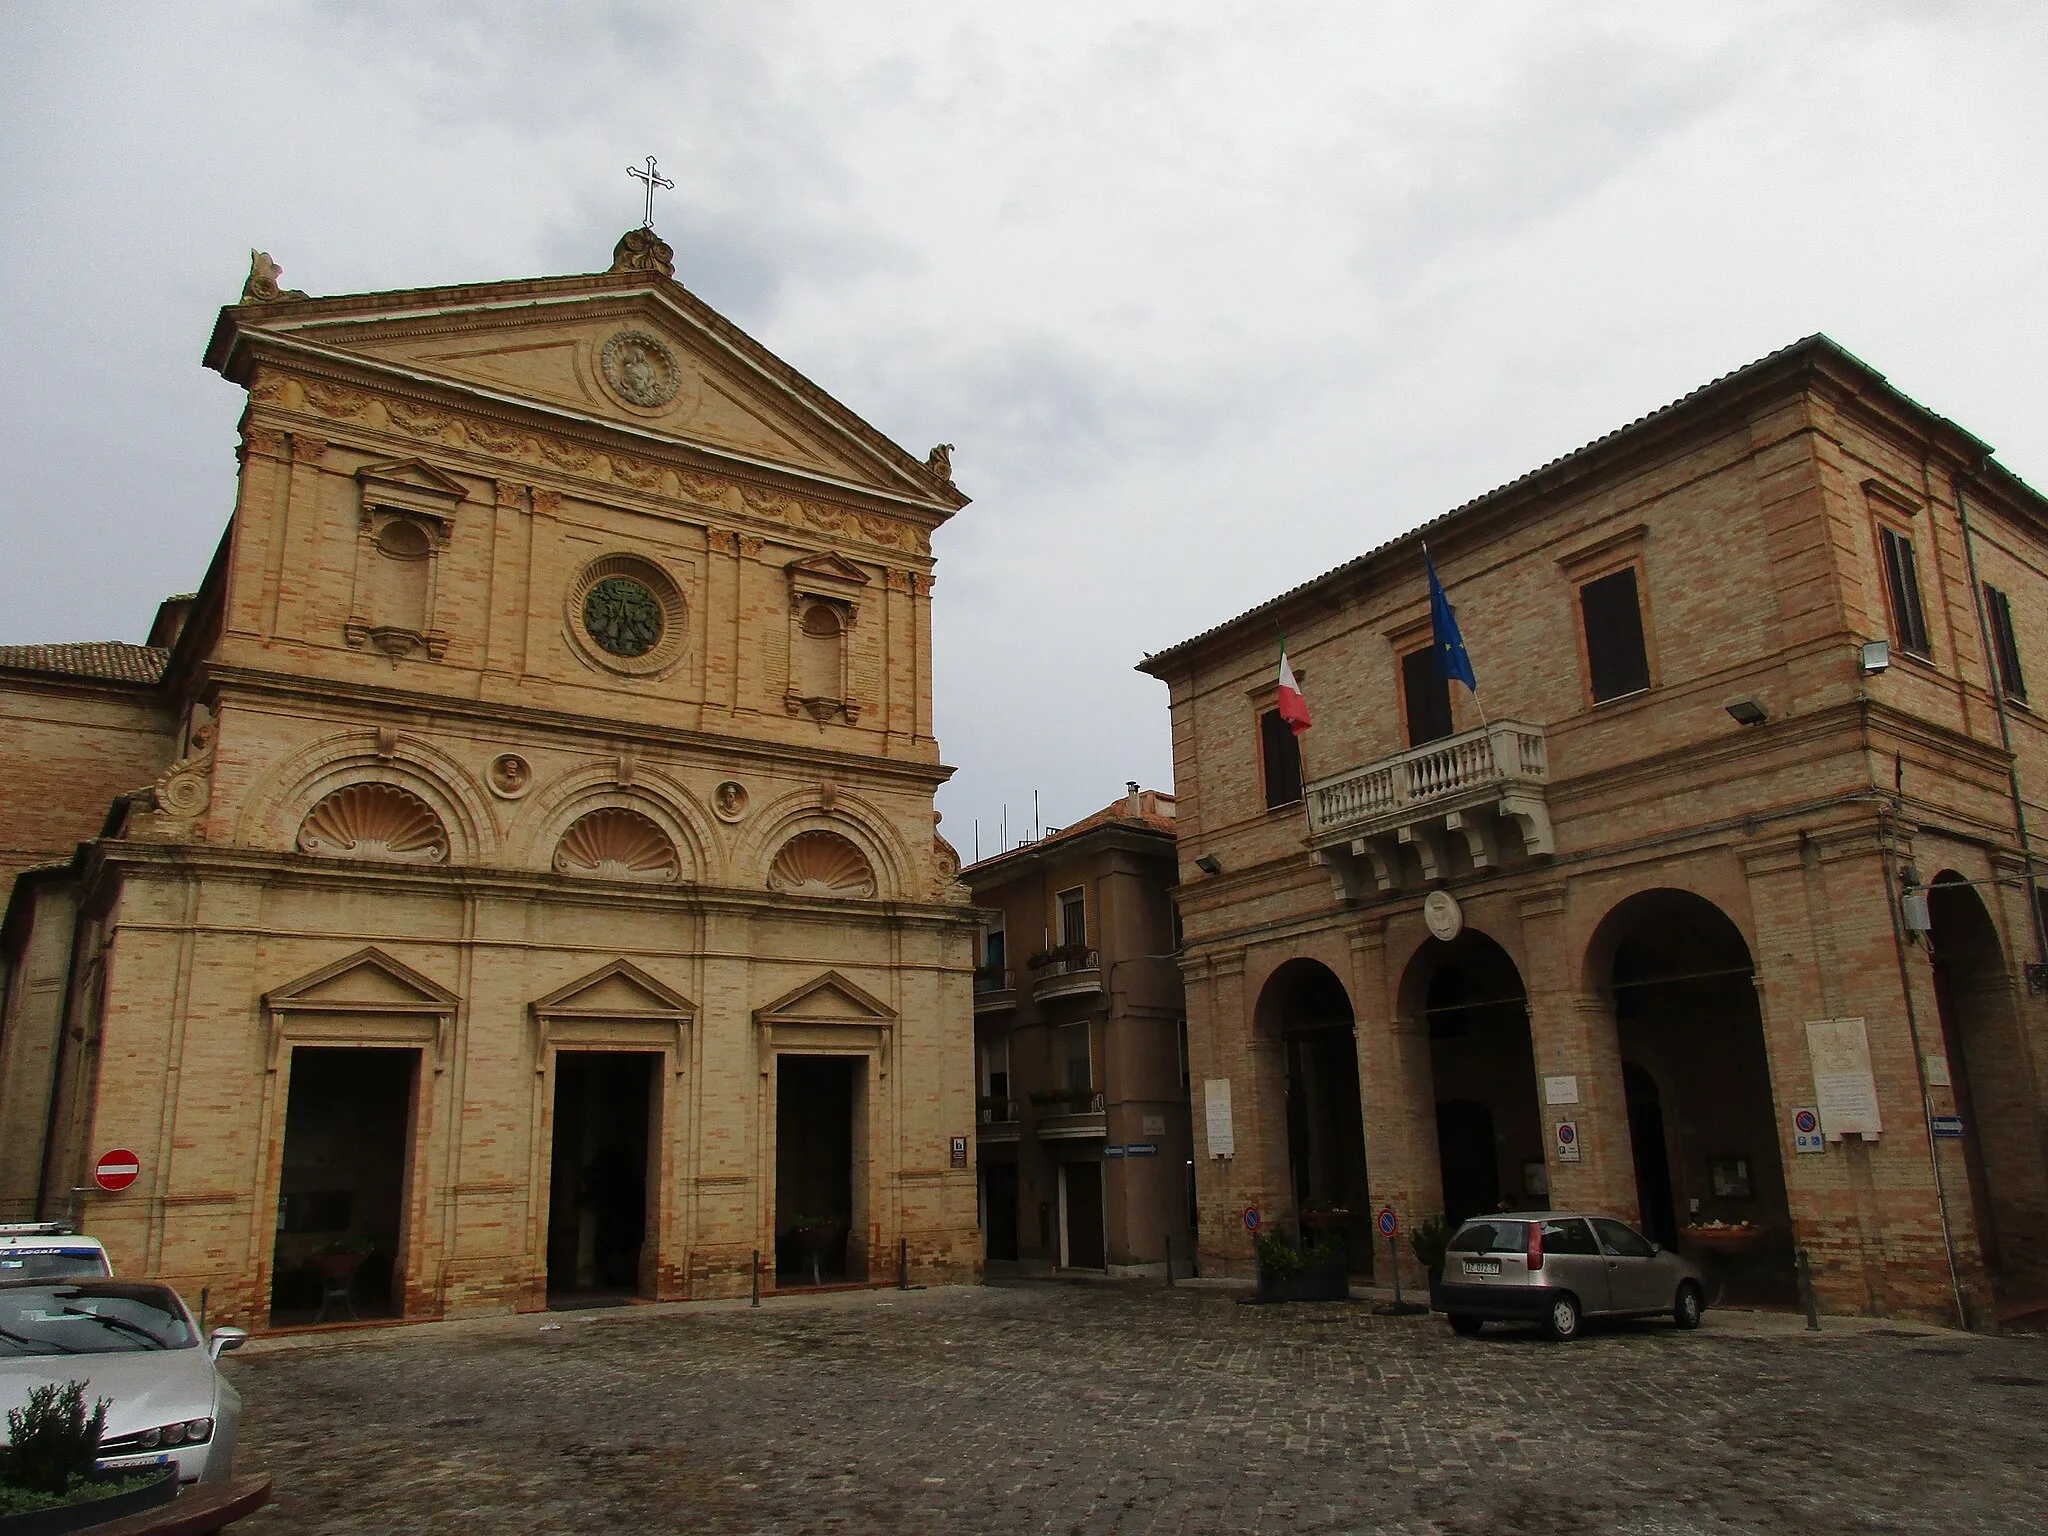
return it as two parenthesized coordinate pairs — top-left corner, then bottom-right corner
(0, 227), (982, 1326)
(1141, 337), (2048, 1326)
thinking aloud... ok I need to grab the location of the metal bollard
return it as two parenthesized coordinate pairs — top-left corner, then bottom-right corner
(1798, 1248), (1819, 1331)
(1164, 1234), (1174, 1287)
(751, 1249), (760, 1307)
(199, 1287), (209, 1337)
(899, 1236), (909, 1290)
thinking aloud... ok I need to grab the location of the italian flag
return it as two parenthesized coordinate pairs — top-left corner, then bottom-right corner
(1277, 642), (1311, 735)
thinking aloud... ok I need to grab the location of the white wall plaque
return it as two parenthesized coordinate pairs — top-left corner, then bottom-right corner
(1806, 1017), (1882, 1140)
(1543, 1075), (1581, 1106)
(1142, 1113), (1166, 1138)
(1923, 1055), (1952, 1089)
(1203, 1078), (1235, 1159)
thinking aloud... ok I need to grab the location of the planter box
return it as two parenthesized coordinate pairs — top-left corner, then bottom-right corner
(1255, 1254), (1349, 1303)
(0, 1467), (176, 1536)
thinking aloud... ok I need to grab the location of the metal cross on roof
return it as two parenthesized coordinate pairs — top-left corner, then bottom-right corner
(627, 155), (674, 230)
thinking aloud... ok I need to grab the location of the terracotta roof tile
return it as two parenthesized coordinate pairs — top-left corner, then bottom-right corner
(962, 791), (1176, 876)
(0, 642), (170, 684)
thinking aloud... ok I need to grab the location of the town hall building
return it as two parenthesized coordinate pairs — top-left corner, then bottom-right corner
(1142, 337), (2048, 1328)
(0, 224), (983, 1326)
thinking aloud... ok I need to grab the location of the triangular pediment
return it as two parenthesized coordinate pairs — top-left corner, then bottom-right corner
(267, 947), (457, 1013)
(787, 551), (871, 587)
(232, 282), (958, 503)
(533, 959), (695, 1020)
(754, 970), (896, 1025)
(357, 457), (468, 499)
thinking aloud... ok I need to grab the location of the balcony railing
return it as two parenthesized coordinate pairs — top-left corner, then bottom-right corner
(973, 966), (1016, 1013)
(1027, 946), (1102, 1001)
(977, 1096), (1020, 1141)
(1303, 719), (1553, 896)
(1031, 1089), (1107, 1140)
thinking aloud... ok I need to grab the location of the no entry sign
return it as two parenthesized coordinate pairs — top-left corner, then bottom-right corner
(93, 1149), (140, 1193)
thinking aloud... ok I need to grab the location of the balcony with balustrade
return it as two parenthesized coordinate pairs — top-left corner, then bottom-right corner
(1027, 946), (1102, 1002)
(976, 1095), (1020, 1144)
(1303, 719), (1554, 898)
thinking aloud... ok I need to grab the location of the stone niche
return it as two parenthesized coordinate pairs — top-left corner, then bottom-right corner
(783, 552), (869, 724)
(344, 458), (467, 660)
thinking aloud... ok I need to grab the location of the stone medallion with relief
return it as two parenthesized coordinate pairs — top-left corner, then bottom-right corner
(600, 330), (681, 409)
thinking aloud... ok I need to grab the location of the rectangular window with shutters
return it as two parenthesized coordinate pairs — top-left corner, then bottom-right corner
(1577, 566), (1652, 703)
(1401, 645), (1454, 746)
(1259, 708), (1303, 809)
(1880, 527), (1931, 658)
(1985, 583), (2027, 703)
(1057, 887), (1087, 948)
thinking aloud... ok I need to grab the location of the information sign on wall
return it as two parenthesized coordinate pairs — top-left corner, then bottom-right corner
(1543, 1075), (1580, 1106)
(1805, 1017), (1882, 1140)
(1793, 1107), (1825, 1154)
(1204, 1079), (1235, 1158)
(949, 1136), (968, 1169)
(1554, 1120), (1581, 1163)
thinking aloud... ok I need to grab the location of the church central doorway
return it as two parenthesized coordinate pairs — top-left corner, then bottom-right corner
(775, 1055), (865, 1285)
(270, 1047), (418, 1326)
(546, 1051), (656, 1301)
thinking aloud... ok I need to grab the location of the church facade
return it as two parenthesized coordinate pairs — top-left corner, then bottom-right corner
(0, 228), (982, 1325)
(1141, 337), (2048, 1327)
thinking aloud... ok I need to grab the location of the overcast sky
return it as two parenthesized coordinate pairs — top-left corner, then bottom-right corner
(3, 2), (2044, 853)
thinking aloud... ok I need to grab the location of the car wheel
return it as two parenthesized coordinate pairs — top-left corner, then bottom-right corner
(1449, 1314), (1484, 1337)
(1544, 1293), (1582, 1341)
(1673, 1281), (1704, 1330)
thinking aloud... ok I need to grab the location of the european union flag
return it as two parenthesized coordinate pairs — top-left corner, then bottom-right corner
(1427, 548), (1478, 693)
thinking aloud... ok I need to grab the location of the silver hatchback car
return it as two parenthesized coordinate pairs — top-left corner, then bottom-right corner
(1435, 1211), (1708, 1340)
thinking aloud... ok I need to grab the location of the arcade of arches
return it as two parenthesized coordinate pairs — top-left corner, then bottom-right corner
(1196, 880), (2045, 1324)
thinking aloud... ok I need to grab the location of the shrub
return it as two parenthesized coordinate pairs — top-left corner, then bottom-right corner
(3, 1380), (110, 1497)
(1409, 1213), (1452, 1279)
(1255, 1230), (1343, 1281)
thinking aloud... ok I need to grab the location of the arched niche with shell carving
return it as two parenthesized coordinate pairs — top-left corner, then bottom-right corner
(767, 830), (876, 899)
(552, 807), (680, 883)
(298, 783), (448, 864)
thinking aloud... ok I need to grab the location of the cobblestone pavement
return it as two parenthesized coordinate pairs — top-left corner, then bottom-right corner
(223, 1281), (2048, 1535)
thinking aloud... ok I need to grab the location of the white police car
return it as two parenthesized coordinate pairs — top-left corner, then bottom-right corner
(0, 1222), (113, 1280)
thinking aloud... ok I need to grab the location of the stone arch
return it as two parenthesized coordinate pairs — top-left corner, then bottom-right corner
(1396, 929), (1542, 1228)
(1581, 887), (1790, 1297)
(1250, 958), (1372, 1273)
(245, 729), (495, 865)
(1926, 871), (2048, 1302)
(737, 790), (910, 903)
(509, 766), (716, 887)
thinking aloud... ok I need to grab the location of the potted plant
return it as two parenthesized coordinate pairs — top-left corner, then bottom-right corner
(1409, 1213), (1452, 1310)
(0, 1381), (177, 1535)
(1027, 1086), (1098, 1111)
(1252, 1230), (1348, 1303)
(784, 1213), (846, 1286)
(1300, 1199), (1356, 1232)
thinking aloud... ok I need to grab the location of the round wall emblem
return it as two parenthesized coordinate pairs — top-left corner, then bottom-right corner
(566, 554), (688, 678)
(600, 330), (681, 409)
(713, 780), (749, 823)
(488, 753), (533, 799)
(1423, 888), (1464, 942)
(583, 576), (663, 657)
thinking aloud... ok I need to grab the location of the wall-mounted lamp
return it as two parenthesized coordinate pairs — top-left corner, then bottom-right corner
(1194, 854), (1224, 876)
(1860, 639), (1891, 676)
(1725, 699), (1769, 726)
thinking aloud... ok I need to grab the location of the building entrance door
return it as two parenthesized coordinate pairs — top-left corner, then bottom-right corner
(547, 1052), (656, 1300)
(1413, 932), (1540, 1226)
(776, 1055), (864, 1284)
(271, 1047), (418, 1325)
(1060, 1161), (1105, 1270)
(983, 1159), (1020, 1261)
(1257, 958), (1372, 1274)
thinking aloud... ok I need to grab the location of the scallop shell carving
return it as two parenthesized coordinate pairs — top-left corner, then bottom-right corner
(767, 830), (876, 899)
(298, 783), (447, 864)
(553, 808), (679, 882)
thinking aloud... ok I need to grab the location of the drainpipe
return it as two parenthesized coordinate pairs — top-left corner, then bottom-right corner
(1953, 460), (2048, 978)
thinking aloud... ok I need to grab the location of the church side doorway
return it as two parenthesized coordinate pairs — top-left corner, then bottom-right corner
(546, 1052), (656, 1302)
(1413, 933), (1542, 1228)
(270, 1047), (418, 1326)
(1257, 959), (1373, 1274)
(775, 1055), (865, 1285)
(1927, 875), (2048, 1307)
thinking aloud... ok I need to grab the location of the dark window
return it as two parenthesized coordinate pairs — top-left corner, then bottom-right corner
(1578, 567), (1652, 703)
(1446, 1220), (1530, 1255)
(1259, 708), (1303, 809)
(984, 928), (1006, 969)
(1401, 646), (1454, 746)
(1592, 1218), (1656, 1258)
(1986, 583), (2027, 702)
(1538, 1217), (1601, 1256)
(1058, 888), (1087, 948)
(1881, 527), (1931, 658)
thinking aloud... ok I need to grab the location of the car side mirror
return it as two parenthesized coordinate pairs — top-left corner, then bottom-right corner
(209, 1326), (249, 1359)
(1649, 1244), (1662, 1256)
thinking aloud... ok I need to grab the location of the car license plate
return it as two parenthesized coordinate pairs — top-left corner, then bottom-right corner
(1462, 1258), (1502, 1275)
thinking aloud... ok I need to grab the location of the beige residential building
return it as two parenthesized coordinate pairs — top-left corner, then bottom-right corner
(962, 788), (1192, 1275)
(0, 228), (983, 1326)
(1140, 337), (2048, 1326)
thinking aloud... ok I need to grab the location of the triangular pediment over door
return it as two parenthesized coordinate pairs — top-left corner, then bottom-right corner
(532, 958), (696, 1063)
(753, 970), (896, 1075)
(262, 946), (457, 1068)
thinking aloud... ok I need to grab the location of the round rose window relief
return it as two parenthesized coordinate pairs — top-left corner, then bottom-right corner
(583, 576), (663, 657)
